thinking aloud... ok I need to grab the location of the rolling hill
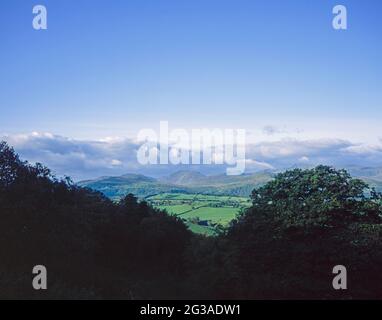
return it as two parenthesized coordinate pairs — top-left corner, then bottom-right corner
(346, 166), (382, 192)
(77, 173), (190, 200)
(78, 167), (382, 235)
(78, 170), (274, 199)
(78, 166), (382, 201)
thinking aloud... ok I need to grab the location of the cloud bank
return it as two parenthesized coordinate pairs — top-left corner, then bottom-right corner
(2, 132), (382, 181)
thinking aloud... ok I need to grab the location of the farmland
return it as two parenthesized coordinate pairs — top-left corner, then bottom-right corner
(147, 193), (252, 236)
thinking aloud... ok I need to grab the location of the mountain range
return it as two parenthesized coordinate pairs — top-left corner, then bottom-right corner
(78, 170), (274, 199)
(78, 166), (382, 200)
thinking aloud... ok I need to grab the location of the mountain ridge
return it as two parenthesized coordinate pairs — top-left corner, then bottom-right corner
(78, 170), (275, 199)
(78, 166), (382, 200)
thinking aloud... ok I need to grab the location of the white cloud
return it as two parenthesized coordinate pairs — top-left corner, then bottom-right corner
(110, 159), (123, 166)
(2, 132), (382, 180)
(2, 132), (140, 180)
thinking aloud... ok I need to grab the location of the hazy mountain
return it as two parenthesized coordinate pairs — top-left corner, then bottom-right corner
(78, 165), (382, 200)
(159, 171), (275, 196)
(346, 166), (382, 179)
(345, 166), (382, 192)
(78, 174), (189, 200)
(79, 170), (275, 199)
(79, 174), (155, 186)
(161, 170), (207, 185)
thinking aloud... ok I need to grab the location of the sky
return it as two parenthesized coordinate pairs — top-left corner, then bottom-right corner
(1, 0), (382, 179)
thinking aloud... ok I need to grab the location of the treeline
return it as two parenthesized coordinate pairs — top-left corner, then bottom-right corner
(0, 141), (381, 299)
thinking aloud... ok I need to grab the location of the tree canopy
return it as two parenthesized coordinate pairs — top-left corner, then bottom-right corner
(0, 142), (381, 299)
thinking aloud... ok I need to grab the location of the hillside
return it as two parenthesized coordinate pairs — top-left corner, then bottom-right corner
(147, 193), (252, 236)
(78, 166), (382, 200)
(77, 174), (189, 200)
(78, 170), (274, 199)
(2, 141), (382, 299)
(346, 166), (382, 192)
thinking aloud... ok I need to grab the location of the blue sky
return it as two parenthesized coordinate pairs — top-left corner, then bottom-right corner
(1, 0), (382, 178)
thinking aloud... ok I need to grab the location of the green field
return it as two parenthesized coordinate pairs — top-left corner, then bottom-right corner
(147, 193), (251, 236)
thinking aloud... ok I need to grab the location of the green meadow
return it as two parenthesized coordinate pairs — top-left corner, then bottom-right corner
(147, 193), (251, 235)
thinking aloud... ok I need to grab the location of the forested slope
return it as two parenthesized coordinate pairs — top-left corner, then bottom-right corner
(1, 141), (381, 299)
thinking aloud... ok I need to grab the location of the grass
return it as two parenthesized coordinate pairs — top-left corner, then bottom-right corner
(185, 221), (217, 236)
(148, 192), (251, 236)
(181, 207), (239, 224)
(156, 204), (194, 215)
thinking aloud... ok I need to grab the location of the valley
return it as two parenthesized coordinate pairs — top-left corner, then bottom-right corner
(78, 170), (274, 200)
(78, 167), (382, 235)
(147, 193), (252, 236)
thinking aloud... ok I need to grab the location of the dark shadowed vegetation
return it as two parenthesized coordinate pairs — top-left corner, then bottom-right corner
(0, 142), (381, 299)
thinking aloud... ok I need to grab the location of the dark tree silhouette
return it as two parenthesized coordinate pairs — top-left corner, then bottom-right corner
(1, 142), (381, 299)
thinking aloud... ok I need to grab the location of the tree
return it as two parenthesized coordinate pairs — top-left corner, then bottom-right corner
(223, 166), (382, 299)
(0, 141), (192, 299)
(248, 165), (382, 231)
(0, 141), (23, 188)
(2, 141), (381, 299)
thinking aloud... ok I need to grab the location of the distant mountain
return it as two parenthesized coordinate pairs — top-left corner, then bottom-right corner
(346, 166), (382, 179)
(159, 171), (274, 196)
(78, 166), (382, 200)
(345, 166), (382, 192)
(161, 170), (207, 185)
(78, 170), (274, 199)
(78, 174), (189, 200)
(79, 174), (155, 186)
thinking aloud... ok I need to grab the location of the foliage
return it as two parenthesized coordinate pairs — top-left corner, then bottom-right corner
(249, 165), (382, 229)
(224, 166), (382, 298)
(0, 142), (191, 299)
(1, 142), (381, 299)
